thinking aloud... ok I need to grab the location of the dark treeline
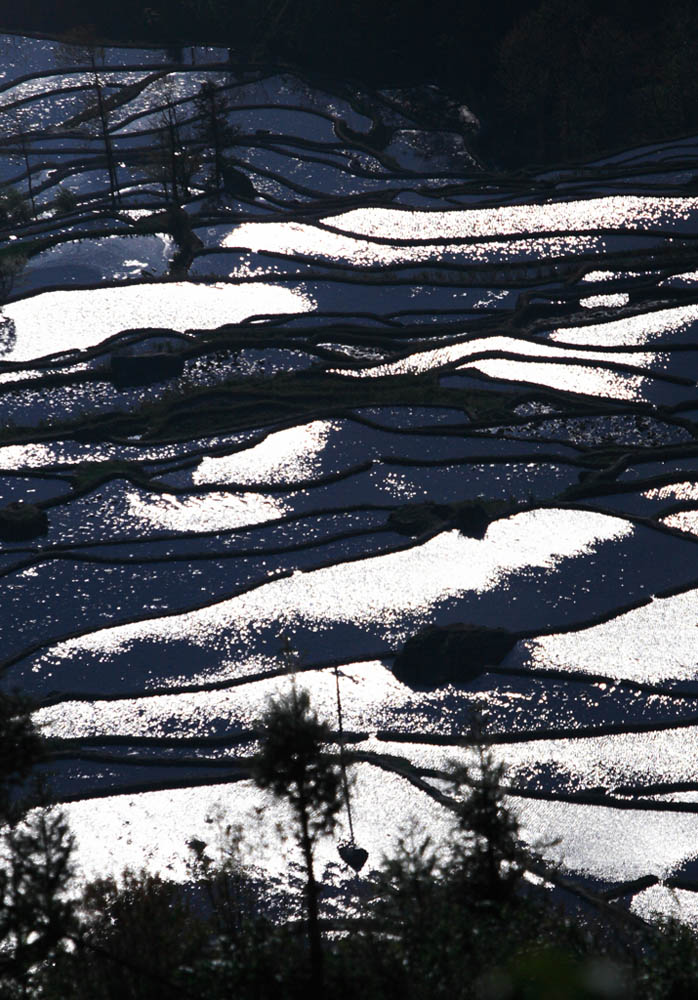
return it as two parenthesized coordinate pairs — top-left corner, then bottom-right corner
(0, 0), (695, 166)
(3, 685), (698, 999)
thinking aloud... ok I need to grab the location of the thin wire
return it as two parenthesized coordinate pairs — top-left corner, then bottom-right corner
(334, 663), (355, 844)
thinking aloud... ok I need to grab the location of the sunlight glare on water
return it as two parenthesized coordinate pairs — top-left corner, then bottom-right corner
(548, 303), (698, 347)
(222, 220), (603, 265)
(2, 282), (316, 361)
(525, 589), (698, 683)
(192, 420), (336, 486)
(125, 490), (290, 533)
(45, 509), (632, 675)
(55, 767), (453, 883)
(323, 196), (698, 240)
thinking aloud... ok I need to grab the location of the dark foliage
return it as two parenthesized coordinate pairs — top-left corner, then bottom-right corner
(0, 1), (696, 164)
(12, 690), (698, 999)
(0, 693), (42, 818)
(44, 870), (206, 1000)
(253, 682), (343, 995)
(0, 189), (29, 230)
(193, 81), (239, 195)
(53, 186), (79, 215)
(0, 693), (76, 998)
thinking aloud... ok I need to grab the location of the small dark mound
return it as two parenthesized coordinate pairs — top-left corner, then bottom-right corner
(387, 500), (490, 539)
(110, 352), (185, 388)
(451, 502), (490, 539)
(0, 501), (48, 542)
(393, 623), (518, 690)
(221, 164), (257, 199)
(387, 502), (453, 536)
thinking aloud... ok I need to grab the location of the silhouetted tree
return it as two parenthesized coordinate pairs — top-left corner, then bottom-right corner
(57, 31), (119, 207)
(447, 740), (526, 904)
(253, 683), (342, 996)
(0, 808), (76, 994)
(0, 692), (76, 996)
(143, 82), (200, 205)
(0, 107), (37, 221)
(0, 250), (27, 306)
(0, 187), (30, 230)
(60, 869), (206, 1000)
(0, 692), (42, 821)
(194, 81), (238, 196)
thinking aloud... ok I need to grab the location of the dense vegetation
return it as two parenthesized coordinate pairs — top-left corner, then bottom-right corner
(0, 0), (696, 166)
(2, 685), (698, 999)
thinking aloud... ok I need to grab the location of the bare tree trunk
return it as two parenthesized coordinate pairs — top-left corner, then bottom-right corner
(165, 109), (180, 205)
(90, 57), (118, 208)
(18, 135), (35, 219)
(298, 797), (323, 997)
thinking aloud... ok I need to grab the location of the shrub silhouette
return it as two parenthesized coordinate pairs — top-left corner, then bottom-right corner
(253, 683), (342, 996)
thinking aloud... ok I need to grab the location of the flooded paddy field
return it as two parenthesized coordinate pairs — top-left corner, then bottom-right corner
(3, 33), (698, 919)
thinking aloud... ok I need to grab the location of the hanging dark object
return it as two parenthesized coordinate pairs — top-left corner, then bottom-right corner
(334, 664), (368, 872)
(338, 841), (368, 873)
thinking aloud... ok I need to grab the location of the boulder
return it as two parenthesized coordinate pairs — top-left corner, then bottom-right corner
(393, 623), (518, 689)
(0, 501), (48, 542)
(110, 352), (184, 387)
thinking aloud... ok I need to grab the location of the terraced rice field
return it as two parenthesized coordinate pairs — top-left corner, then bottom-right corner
(4, 32), (698, 919)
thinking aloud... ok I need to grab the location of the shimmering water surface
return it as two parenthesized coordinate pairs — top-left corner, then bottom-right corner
(3, 33), (698, 918)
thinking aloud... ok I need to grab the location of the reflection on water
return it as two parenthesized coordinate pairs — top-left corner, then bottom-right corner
(223, 221), (604, 266)
(57, 767), (453, 883)
(548, 303), (698, 347)
(467, 358), (648, 401)
(35, 661), (406, 740)
(331, 335), (655, 397)
(7, 34), (698, 907)
(525, 588), (698, 683)
(324, 196), (698, 240)
(3, 282), (316, 361)
(580, 293), (630, 308)
(633, 886), (698, 928)
(661, 511), (698, 535)
(644, 482), (698, 501)
(515, 798), (698, 882)
(43, 509), (632, 682)
(581, 270), (649, 282)
(126, 490), (290, 533)
(192, 420), (336, 486)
